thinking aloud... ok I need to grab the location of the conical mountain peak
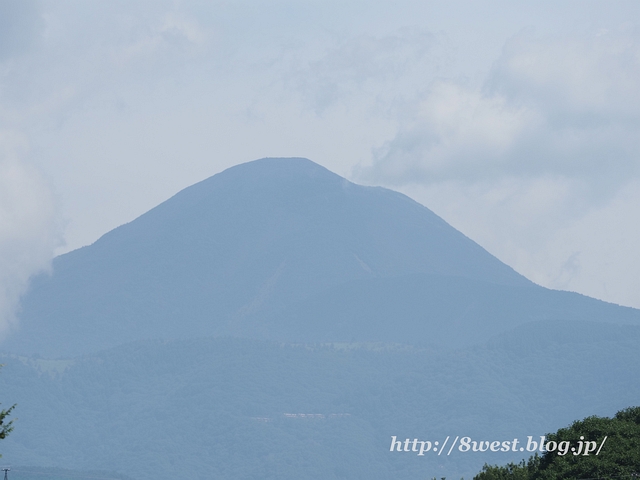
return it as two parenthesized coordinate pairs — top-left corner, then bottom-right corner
(11, 158), (636, 357)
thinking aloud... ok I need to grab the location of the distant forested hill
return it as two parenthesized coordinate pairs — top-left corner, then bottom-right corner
(7, 467), (133, 480)
(1, 321), (639, 480)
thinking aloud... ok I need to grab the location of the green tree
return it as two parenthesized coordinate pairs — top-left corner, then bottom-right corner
(474, 406), (640, 480)
(0, 365), (15, 457)
(475, 456), (541, 480)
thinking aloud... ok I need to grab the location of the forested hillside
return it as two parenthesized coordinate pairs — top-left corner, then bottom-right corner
(2, 321), (639, 480)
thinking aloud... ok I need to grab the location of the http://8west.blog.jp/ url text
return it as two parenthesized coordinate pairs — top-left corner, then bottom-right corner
(389, 435), (607, 457)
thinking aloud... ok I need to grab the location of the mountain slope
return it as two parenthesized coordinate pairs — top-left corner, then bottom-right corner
(6, 157), (640, 357)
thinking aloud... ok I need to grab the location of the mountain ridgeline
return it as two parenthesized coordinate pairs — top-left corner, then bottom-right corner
(7, 157), (640, 357)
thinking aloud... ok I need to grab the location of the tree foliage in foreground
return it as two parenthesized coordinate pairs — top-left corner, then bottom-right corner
(0, 403), (14, 441)
(1, 365), (15, 458)
(474, 406), (640, 480)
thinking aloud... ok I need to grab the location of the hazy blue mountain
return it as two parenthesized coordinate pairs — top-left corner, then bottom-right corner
(7, 158), (640, 357)
(2, 160), (639, 479)
(1, 322), (639, 480)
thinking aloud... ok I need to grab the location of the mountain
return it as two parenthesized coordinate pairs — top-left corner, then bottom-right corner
(6, 157), (640, 357)
(2, 157), (640, 480)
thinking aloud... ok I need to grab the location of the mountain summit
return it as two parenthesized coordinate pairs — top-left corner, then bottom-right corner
(8, 158), (640, 357)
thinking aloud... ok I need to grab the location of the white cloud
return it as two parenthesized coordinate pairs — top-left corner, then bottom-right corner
(112, 11), (207, 66)
(541, 180), (640, 306)
(362, 27), (640, 194)
(285, 27), (455, 115)
(362, 80), (542, 183)
(0, 131), (61, 339)
(488, 27), (640, 119)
